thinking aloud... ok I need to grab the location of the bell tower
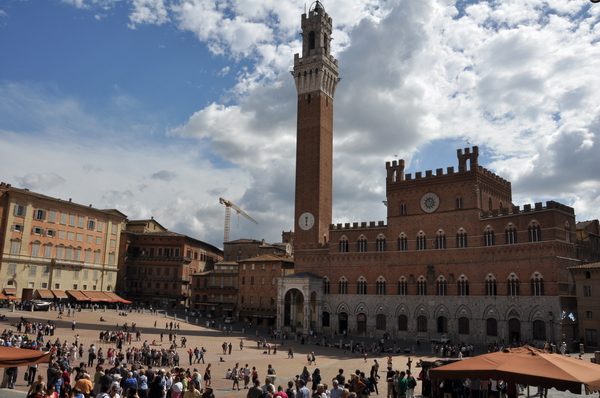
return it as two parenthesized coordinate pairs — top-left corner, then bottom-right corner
(293, 1), (339, 248)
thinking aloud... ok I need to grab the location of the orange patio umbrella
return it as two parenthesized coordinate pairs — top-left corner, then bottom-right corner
(0, 347), (52, 368)
(429, 346), (600, 395)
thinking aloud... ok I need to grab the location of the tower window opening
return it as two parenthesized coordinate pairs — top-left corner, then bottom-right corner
(308, 31), (316, 51)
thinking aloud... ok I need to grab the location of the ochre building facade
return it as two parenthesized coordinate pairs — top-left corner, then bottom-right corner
(0, 182), (127, 301)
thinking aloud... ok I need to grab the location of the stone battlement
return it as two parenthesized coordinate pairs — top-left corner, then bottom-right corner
(386, 146), (511, 189)
(330, 220), (387, 231)
(481, 200), (575, 218)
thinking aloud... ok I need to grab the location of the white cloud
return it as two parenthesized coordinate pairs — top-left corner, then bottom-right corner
(128, 0), (169, 27)
(7, 0), (600, 246)
(14, 173), (66, 191)
(217, 66), (230, 77)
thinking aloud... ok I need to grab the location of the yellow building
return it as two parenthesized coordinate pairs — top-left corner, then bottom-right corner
(0, 182), (127, 302)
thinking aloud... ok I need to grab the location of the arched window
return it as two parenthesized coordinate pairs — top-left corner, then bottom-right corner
(376, 235), (386, 252)
(323, 278), (330, 294)
(565, 221), (572, 243)
(376, 314), (386, 330)
(487, 318), (498, 336)
(456, 228), (468, 248)
(397, 277), (407, 295)
(339, 237), (349, 253)
(488, 197), (493, 211)
(437, 316), (448, 333)
(398, 234), (407, 251)
(435, 231), (446, 249)
(416, 232), (427, 250)
(506, 224), (517, 244)
(508, 273), (520, 296)
(357, 236), (367, 252)
(531, 273), (544, 296)
(417, 276), (427, 296)
(456, 197), (463, 209)
(338, 277), (348, 295)
(532, 320), (546, 340)
(308, 31), (316, 51)
(529, 221), (541, 242)
(484, 227), (495, 246)
(457, 275), (469, 296)
(322, 311), (330, 327)
(398, 315), (408, 331)
(417, 315), (428, 332)
(458, 317), (469, 335)
(436, 276), (447, 296)
(376, 277), (386, 295)
(485, 274), (497, 296)
(357, 277), (367, 295)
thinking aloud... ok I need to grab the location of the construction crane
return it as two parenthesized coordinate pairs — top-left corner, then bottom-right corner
(219, 197), (258, 243)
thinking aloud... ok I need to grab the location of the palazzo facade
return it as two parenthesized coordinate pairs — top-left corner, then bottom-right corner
(278, 2), (585, 345)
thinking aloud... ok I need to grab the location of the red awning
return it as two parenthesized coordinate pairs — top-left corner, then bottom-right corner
(0, 293), (8, 300)
(104, 292), (132, 304)
(36, 290), (54, 299)
(52, 290), (68, 299)
(67, 290), (89, 301)
(82, 291), (112, 301)
(3, 288), (17, 295)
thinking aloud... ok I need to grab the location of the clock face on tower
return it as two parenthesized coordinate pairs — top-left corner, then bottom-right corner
(420, 192), (440, 213)
(298, 212), (315, 231)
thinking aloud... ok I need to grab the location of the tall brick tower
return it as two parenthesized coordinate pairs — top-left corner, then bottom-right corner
(293, 1), (339, 248)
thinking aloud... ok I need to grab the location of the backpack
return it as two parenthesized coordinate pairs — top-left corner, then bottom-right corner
(408, 376), (417, 389)
(260, 391), (270, 398)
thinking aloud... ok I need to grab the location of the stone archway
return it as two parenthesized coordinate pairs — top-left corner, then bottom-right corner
(509, 318), (521, 342)
(338, 312), (348, 334)
(283, 289), (304, 332)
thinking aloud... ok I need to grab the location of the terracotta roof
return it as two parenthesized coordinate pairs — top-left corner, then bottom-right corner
(569, 262), (600, 270)
(5, 187), (126, 219)
(225, 238), (263, 244)
(577, 220), (596, 229)
(237, 254), (294, 263)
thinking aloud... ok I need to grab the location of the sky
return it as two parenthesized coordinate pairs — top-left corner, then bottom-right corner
(1, 0), (600, 249)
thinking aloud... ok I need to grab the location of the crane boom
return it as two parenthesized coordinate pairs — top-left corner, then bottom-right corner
(219, 197), (258, 243)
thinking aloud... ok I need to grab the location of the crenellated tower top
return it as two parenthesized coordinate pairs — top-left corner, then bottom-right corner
(293, 1), (339, 98)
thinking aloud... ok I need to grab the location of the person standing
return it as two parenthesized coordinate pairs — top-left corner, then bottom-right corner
(397, 372), (407, 398)
(243, 364), (251, 389)
(232, 364), (241, 391)
(385, 366), (395, 398)
(248, 379), (264, 398)
(183, 382), (201, 398)
(329, 380), (343, 398)
(74, 373), (93, 398)
(27, 363), (38, 387)
(6, 366), (18, 389)
(405, 370), (416, 398)
(296, 379), (311, 398)
(88, 344), (97, 367)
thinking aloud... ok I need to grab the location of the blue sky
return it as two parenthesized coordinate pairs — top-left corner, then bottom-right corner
(1, 0), (600, 248)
